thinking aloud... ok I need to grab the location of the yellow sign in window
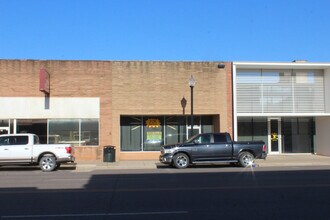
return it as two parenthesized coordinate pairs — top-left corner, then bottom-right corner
(271, 132), (278, 141)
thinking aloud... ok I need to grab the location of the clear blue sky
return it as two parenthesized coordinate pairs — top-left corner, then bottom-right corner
(0, 0), (329, 62)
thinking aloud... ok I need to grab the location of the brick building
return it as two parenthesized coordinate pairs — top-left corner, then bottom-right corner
(0, 60), (232, 161)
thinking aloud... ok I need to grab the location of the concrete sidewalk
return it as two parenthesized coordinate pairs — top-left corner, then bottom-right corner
(72, 154), (330, 172)
(257, 154), (330, 167)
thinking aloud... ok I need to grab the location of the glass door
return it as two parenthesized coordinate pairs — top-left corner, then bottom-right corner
(268, 118), (281, 154)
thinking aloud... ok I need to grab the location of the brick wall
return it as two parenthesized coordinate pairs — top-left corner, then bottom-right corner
(0, 60), (232, 161)
(111, 61), (232, 160)
(0, 60), (112, 160)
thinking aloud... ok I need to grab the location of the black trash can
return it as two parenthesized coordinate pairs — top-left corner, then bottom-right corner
(103, 146), (116, 162)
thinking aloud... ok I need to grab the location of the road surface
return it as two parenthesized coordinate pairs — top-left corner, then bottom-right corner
(0, 166), (330, 219)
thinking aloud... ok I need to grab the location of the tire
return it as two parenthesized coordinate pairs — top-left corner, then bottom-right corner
(39, 155), (57, 172)
(239, 152), (255, 167)
(173, 153), (190, 169)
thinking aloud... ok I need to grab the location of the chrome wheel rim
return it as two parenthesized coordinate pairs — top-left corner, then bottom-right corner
(242, 154), (254, 166)
(41, 158), (55, 170)
(176, 156), (188, 167)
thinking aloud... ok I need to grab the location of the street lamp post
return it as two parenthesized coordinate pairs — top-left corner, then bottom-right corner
(189, 75), (196, 138)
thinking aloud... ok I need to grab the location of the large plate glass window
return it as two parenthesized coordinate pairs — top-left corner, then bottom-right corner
(281, 117), (314, 153)
(0, 119), (10, 135)
(120, 117), (142, 151)
(165, 116), (186, 145)
(143, 117), (163, 151)
(49, 119), (79, 145)
(81, 119), (99, 145)
(121, 115), (215, 152)
(48, 119), (99, 146)
(16, 119), (47, 143)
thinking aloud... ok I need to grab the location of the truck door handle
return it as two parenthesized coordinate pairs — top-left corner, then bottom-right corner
(25, 148), (29, 150)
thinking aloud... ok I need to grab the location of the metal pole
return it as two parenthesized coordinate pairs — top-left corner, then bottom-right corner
(190, 85), (194, 137)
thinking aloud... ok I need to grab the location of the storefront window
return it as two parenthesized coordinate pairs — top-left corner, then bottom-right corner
(49, 119), (79, 145)
(238, 117), (315, 153)
(81, 119), (99, 145)
(143, 117), (163, 151)
(0, 119), (9, 127)
(165, 116), (186, 145)
(238, 117), (267, 146)
(201, 116), (214, 133)
(16, 119), (47, 143)
(282, 117), (314, 153)
(120, 117), (142, 151)
(121, 115), (216, 152)
(48, 119), (99, 146)
(0, 119), (10, 135)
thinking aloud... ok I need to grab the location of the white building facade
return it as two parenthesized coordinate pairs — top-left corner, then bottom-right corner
(233, 61), (330, 156)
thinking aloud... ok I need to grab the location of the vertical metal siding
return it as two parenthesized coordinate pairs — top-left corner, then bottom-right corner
(237, 70), (325, 113)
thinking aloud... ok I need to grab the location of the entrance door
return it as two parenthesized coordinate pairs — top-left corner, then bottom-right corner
(268, 118), (281, 154)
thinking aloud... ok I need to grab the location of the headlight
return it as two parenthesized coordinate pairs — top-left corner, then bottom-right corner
(163, 148), (174, 154)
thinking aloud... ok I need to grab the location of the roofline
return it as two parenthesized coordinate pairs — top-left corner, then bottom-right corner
(233, 61), (330, 69)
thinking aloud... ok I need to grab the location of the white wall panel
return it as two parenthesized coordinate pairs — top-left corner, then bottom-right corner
(315, 117), (330, 156)
(325, 69), (330, 113)
(0, 97), (100, 119)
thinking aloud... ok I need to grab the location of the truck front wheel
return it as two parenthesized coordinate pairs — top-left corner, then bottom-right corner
(239, 152), (255, 167)
(173, 153), (190, 169)
(39, 155), (57, 172)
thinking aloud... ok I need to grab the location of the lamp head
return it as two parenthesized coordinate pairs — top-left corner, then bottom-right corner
(189, 75), (196, 87)
(217, 63), (226, 69)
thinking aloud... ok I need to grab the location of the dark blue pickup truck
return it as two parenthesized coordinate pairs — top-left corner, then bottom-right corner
(159, 132), (267, 168)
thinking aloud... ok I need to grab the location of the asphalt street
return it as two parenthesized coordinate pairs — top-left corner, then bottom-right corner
(1, 167), (330, 220)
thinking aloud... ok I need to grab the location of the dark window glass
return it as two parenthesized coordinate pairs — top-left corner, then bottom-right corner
(238, 117), (268, 148)
(200, 134), (211, 143)
(201, 116), (214, 133)
(282, 117), (314, 153)
(120, 115), (216, 152)
(16, 119), (47, 143)
(0, 137), (10, 145)
(81, 119), (99, 145)
(15, 136), (28, 145)
(49, 119), (79, 145)
(0, 119), (9, 127)
(214, 134), (227, 143)
(121, 116), (142, 151)
(165, 116), (186, 145)
(0, 136), (29, 145)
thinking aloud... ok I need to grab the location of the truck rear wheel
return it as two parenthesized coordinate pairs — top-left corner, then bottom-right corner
(39, 156), (57, 172)
(239, 152), (254, 167)
(173, 153), (190, 169)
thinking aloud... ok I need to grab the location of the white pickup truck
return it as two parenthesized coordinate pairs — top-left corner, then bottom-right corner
(0, 133), (75, 172)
